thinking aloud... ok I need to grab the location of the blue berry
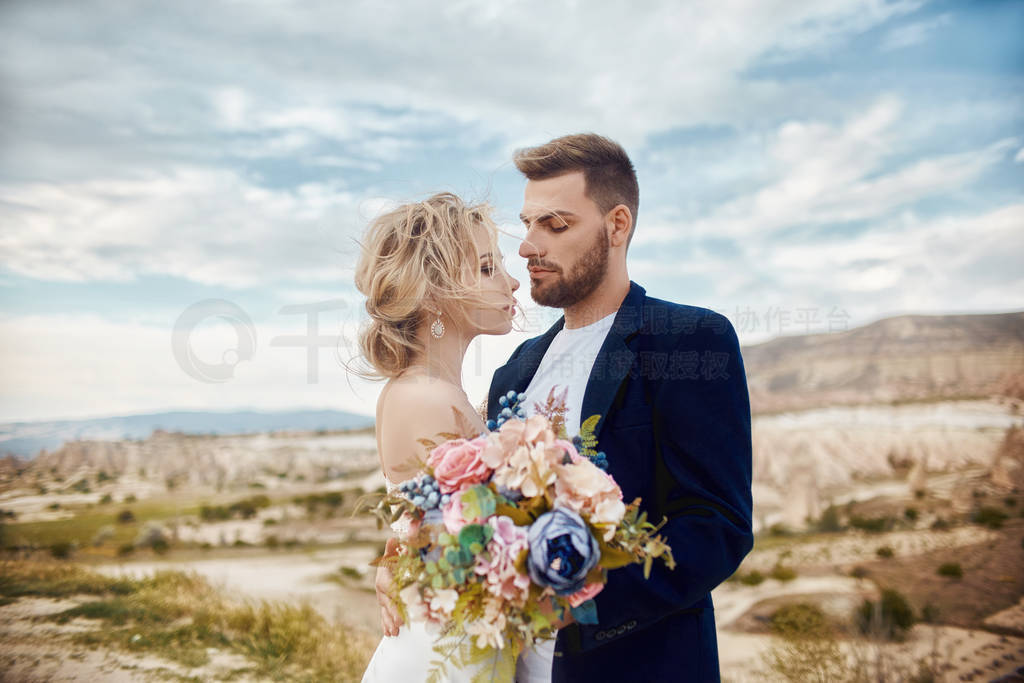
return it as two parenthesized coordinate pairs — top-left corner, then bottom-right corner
(412, 495), (426, 507)
(506, 390), (516, 401)
(498, 396), (508, 407)
(486, 419), (497, 431)
(500, 408), (512, 418)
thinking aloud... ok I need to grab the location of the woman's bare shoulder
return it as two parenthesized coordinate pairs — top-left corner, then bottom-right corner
(377, 377), (484, 481)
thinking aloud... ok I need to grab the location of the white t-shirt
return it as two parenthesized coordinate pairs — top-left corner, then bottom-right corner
(521, 311), (617, 438)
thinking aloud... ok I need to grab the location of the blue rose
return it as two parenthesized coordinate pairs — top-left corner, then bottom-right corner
(527, 507), (600, 595)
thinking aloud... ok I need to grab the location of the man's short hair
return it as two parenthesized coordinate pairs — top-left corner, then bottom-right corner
(513, 133), (639, 243)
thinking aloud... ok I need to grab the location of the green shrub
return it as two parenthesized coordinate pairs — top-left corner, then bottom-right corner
(850, 566), (869, 578)
(920, 603), (940, 623)
(99, 493), (113, 505)
(937, 562), (963, 579)
(117, 543), (135, 557)
(770, 603), (829, 638)
(124, 494), (137, 503)
(49, 541), (74, 559)
(930, 517), (950, 530)
(815, 505), (842, 533)
(856, 588), (915, 640)
(1005, 496), (1017, 507)
(92, 526), (115, 547)
(739, 570), (765, 586)
(768, 523), (792, 537)
(972, 506), (1008, 529)
(903, 507), (918, 522)
(876, 546), (895, 559)
(117, 509), (136, 524)
(265, 535), (279, 549)
(770, 565), (797, 582)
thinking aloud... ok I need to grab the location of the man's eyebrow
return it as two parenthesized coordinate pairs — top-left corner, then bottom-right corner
(519, 210), (578, 225)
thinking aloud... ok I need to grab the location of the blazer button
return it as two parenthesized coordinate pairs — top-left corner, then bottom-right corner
(595, 631), (606, 641)
(616, 625), (627, 635)
(626, 620), (637, 629)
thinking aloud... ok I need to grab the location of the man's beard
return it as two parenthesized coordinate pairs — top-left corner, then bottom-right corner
(529, 227), (609, 308)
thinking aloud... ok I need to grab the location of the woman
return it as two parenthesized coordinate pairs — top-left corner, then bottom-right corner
(355, 193), (554, 682)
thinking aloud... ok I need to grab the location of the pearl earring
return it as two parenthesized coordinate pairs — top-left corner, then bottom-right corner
(430, 310), (445, 339)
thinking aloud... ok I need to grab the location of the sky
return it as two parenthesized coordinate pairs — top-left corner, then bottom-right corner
(0, 0), (1021, 423)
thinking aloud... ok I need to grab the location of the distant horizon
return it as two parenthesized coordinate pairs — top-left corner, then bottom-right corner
(5, 306), (1022, 425)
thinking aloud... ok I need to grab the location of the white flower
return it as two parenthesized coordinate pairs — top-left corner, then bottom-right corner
(427, 588), (458, 616)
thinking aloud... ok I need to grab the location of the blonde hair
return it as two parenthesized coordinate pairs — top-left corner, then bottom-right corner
(354, 192), (500, 378)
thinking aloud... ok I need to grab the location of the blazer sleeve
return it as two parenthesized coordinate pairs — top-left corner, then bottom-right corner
(570, 313), (754, 651)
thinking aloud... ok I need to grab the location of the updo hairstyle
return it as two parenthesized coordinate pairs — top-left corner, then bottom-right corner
(354, 192), (499, 378)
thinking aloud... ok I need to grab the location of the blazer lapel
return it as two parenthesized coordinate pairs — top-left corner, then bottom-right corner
(580, 282), (646, 439)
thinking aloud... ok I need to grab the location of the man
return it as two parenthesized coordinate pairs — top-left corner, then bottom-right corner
(488, 133), (753, 682)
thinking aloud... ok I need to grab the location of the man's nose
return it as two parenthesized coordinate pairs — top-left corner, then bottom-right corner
(519, 228), (543, 259)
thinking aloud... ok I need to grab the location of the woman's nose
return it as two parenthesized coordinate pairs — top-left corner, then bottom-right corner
(510, 276), (520, 293)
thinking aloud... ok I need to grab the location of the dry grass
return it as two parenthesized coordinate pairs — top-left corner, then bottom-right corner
(0, 558), (377, 681)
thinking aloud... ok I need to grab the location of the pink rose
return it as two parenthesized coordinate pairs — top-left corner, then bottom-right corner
(442, 488), (470, 534)
(427, 436), (492, 493)
(567, 581), (605, 608)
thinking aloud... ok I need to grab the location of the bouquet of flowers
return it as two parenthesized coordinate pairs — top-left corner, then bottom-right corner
(368, 390), (675, 681)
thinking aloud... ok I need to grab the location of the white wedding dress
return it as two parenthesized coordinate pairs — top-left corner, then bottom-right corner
(361, 479), (555, 683)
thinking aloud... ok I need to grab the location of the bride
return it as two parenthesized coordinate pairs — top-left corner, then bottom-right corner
(355, 193), (555, 682)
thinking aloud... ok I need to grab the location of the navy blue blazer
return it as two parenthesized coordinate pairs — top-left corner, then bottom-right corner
(487, 282), (753, 683)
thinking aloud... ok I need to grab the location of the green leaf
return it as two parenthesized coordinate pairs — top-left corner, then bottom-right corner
(460, 485), (497, 521)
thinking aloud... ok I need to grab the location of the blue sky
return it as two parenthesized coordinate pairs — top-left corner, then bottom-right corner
(0, 0), (1021, 422)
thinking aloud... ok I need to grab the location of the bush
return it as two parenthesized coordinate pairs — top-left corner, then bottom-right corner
(134, 522), (170, 554)
(117, 509), (136, 524)
(768, 523), (792, 537)
(92, 525), (115, 547)
(265, 535), (279, 549)
(920, 603), (940, 623)
(856, 588), (915, 641)
(99, 493), (113, 505)
(850, 566), (869, 579)
(770, 565), (797, 582)
(770, 603), (829, 638)
(876, 546), (895, 559)
(937, 562), (963, 579)
(738, 570), (765, 586)
(903, 507), (918, 522)
(49, 541), (74, 559)
(930, 517), (950, 531)
(117, 543), (135, 557)
(124, 494), (137, 503)
(972, 506), (1008, 529)
(1005, 496), (1017, 507)
(815, 505), (842, 533)
(763, 603), (846, 681)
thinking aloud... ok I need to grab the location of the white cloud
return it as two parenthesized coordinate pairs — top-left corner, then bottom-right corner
(0, 168), (365, 288)
(638, 97), (1018, 243)
(880, 12), (951, 51)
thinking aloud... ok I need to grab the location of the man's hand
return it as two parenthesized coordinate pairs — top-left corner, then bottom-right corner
(375, 538), (404, 637)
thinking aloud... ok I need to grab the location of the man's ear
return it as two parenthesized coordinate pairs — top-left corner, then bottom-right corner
(607, 204), (633, 247)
